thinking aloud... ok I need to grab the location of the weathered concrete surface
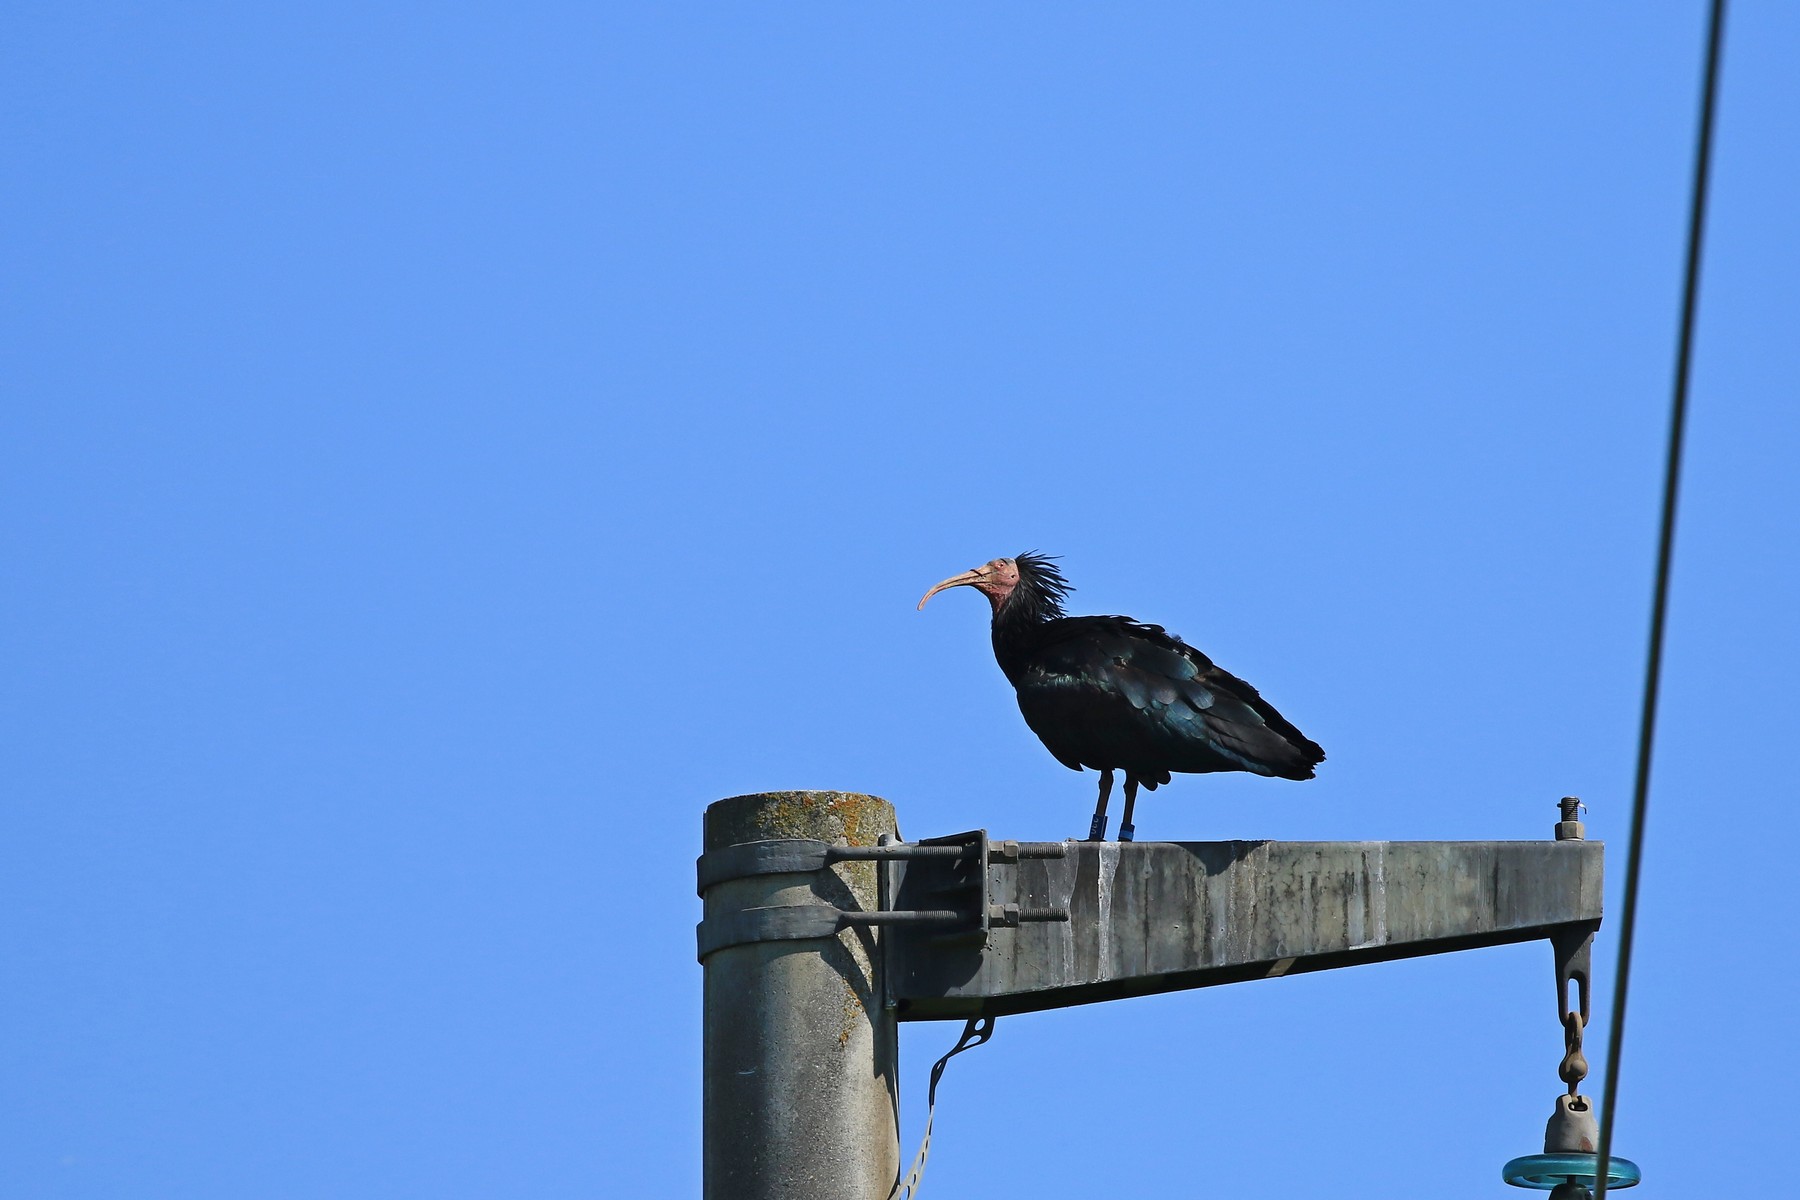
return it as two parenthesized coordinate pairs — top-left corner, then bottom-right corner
(890, 840), (1603, 1019)
(701, 792), (899, 1200)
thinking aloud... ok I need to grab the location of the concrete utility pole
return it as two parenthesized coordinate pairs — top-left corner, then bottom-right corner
(697, 791), (1604, 1199)
(699, 791), (900, 1200)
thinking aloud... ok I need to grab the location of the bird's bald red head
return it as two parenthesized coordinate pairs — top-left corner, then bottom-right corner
(917, 557), (1021, 613)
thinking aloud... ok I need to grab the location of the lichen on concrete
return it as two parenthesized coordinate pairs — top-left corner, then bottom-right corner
(708, 790), (895, 849)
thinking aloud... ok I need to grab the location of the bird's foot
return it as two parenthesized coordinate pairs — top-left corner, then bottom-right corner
(1118, 822), (1135, 843)
(1086, 813), (1107, 841)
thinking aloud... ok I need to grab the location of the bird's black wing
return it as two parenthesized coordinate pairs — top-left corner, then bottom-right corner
(1020, 616), (1324, 782)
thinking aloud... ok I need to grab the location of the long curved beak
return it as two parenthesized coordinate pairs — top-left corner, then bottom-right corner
(917, 568), (984, 611)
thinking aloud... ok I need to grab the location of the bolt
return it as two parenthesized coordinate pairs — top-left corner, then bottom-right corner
(1556, 796), (1586, 841)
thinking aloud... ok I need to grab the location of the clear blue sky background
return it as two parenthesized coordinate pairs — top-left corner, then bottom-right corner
(5, 4), (1796, 1197)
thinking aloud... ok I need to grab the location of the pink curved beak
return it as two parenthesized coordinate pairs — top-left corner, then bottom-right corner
(917, 568), (985, 611)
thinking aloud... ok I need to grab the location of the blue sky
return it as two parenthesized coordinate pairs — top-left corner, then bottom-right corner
(5, 4), (1796, 1196)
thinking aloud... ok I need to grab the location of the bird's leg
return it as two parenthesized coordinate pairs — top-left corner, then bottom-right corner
(1086, 768), (1114, 841)
(1118, 777), (1140, 842)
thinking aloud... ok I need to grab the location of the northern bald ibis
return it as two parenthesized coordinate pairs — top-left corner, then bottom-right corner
(919, 553), (1323, 840)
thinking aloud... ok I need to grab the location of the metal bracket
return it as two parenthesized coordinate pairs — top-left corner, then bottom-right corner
(888, 829), (991, 947)
(878, 830), (1069, 1007)
(1552, 923), (1596, 1026)
(884, 829), (1070, 941)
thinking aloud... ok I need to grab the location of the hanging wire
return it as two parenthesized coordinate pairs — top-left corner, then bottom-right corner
(888, 1017), (995, 1200)
(1593, 2), (1728, 1195)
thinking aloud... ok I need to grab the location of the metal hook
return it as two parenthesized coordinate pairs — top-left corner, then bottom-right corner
(1551, 925), (1593, 1027)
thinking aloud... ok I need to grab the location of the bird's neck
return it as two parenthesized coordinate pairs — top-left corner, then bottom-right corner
(989, 601), (1046, 684)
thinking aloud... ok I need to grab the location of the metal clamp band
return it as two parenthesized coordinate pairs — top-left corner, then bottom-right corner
(695, 839), (835, 895)
(696, 903), (979, 961)
(697, 903), (846, 960)
(696, 838), (1002, 895)
(695, 832), (1070, 961)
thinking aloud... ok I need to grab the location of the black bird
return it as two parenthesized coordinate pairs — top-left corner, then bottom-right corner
(919, 552), (1323, 841)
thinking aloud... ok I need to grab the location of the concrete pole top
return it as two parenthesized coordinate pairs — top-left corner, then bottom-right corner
(705, 791), (897, 852)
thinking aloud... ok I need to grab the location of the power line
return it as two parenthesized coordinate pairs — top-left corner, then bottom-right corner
(1593, 2), (1727, 1196)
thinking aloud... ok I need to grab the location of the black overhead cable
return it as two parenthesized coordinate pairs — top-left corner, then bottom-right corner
(1593, 2), (1727, 1196)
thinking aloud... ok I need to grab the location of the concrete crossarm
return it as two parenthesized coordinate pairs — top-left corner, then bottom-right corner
(889, 840), (1603, 1020)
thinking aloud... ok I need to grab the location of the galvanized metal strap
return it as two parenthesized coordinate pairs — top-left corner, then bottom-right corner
(695, 840), (835, 894)
(696, 903), (973, 961)
(697, 904), (844, 959)
(696, 832), (1069, 961)
(888, 1017), (995, 1200)
(695, 838), (985, 895)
